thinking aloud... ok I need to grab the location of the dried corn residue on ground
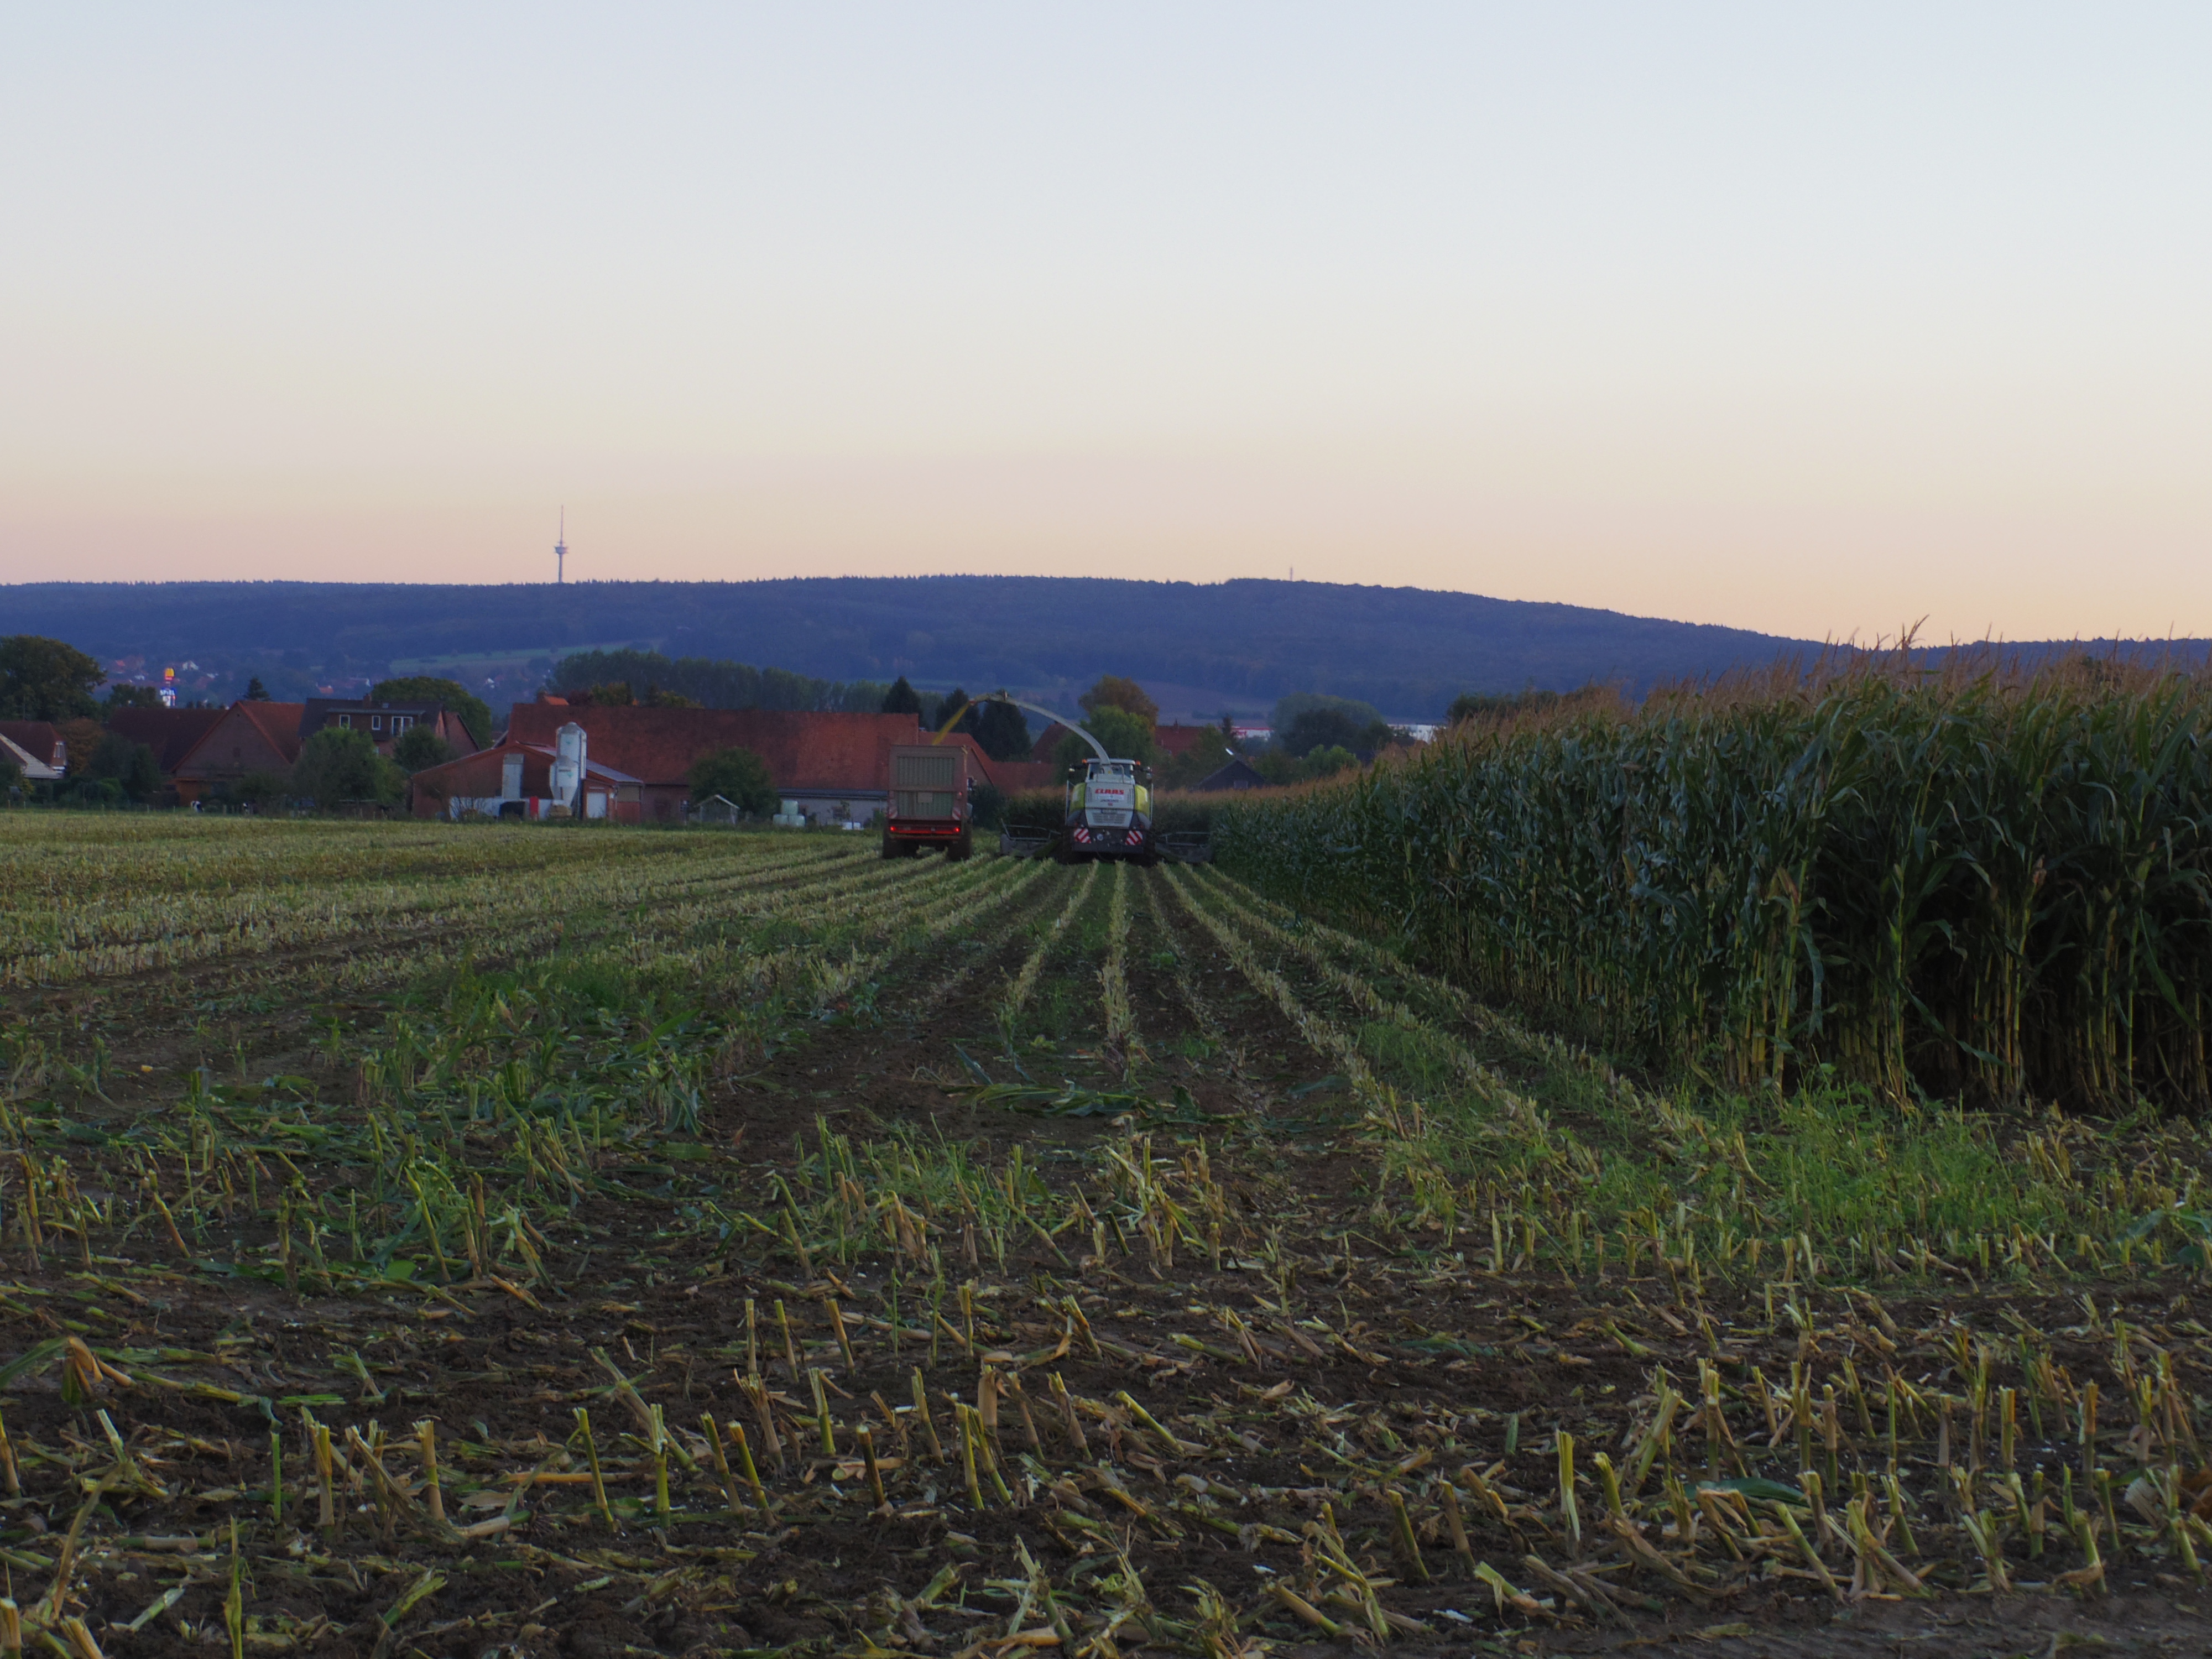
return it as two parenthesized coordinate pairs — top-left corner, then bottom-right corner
(0, 815), (2208, 1657)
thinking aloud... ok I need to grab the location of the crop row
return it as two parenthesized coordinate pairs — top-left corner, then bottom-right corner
(0, 828), (868, 988)
(1216, 658), (2212, 1110)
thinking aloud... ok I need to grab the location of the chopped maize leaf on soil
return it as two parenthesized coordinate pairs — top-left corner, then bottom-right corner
(1, 815), (2210, 1657)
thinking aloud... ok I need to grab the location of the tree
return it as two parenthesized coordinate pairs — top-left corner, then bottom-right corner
(1301, 744), (1359, 780)
(881, 676), (924, 717)
(548, 647), (885, 713)
(687, 747), (778, 816)
(65, 775), (126, 807)
(640, 685), (696, 708)
(121, 741), (161, 802)
(1281, 707), (1369, 758)
(103, 684), (164, 713)
(291, 727), (401, 808)
(371, 676), (494, 747)
(567, 681), (632, 708)
(939, 687), (973, 737)
(56, 718), (105, 779)
(87, 732), (161, 801)
(0, 636), (104, 721)
(1271, 692), (1381, 734)
(0, 752), (22, 795)
(969, 780), (1006, 830)
(1444, 685), (1597, 726)
(1052, 705), (1156, 773)
(244, 676), (271, 702)
(1156, 726), (1239, 789)
(392, 726), (456, 774)
(225, 770), (289, 810)
(969, 698), (1032, 762)
(1081, 675), (1158, 727)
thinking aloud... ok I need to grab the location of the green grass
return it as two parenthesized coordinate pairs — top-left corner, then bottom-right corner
(1357, 1008), (2209, 1279)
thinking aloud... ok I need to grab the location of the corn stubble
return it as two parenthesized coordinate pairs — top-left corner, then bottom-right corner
(0, 812), (2205, 1649)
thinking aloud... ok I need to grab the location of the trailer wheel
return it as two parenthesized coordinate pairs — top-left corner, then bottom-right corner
(880, 832), (898, 860)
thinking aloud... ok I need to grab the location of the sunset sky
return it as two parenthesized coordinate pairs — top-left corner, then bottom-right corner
(4, 5), (2208, 643)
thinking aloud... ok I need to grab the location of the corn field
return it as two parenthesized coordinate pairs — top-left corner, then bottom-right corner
(1216, 656), (2212, 1110)
(1, 813), (2208, 1652)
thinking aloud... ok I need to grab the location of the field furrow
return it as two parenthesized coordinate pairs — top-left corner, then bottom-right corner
(0, 817), (2204, 1658)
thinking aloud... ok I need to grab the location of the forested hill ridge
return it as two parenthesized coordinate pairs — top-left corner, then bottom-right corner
(6, 575), (2201, 719)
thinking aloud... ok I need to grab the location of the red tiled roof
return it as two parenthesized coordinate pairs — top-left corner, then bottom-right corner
(408, 740), (639, 795)
(505, 705), (927, 792)
(0, 731), (48, 778)
(0, 722), (65, 770)
(1154, 723), (1217, 756)
(173, 702), (309, 773)
(236, 702), (308, 765)
(1031, 721), (1215, 761)
(105, 708), (227, 773)
(920, 733), (1059, 795)
(985, 759), (1060, 792)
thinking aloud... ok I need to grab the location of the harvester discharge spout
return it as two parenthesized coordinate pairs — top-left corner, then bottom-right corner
(941, 691), (1207, 866)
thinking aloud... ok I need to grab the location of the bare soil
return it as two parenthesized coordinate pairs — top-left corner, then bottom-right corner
(1, 856), (2206, 1657)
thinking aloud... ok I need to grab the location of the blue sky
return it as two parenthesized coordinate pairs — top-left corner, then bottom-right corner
(4, 5), (2208, 641)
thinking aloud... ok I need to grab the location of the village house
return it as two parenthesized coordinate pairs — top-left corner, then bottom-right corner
(170, 702), (307, 804)
(406, 732), (643, 821)
(105, 707), (228, 801)
(507, 705), (917, 823)
(0, 731), (59, 785)
(1194, 757), (1267, 791)
(0, 722), (67, 781)
(1151, 723), (1219, 759)
(299, 698), (479, 757)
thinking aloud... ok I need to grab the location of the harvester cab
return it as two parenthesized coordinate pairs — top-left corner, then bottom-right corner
(1061, 754), (1155, 864)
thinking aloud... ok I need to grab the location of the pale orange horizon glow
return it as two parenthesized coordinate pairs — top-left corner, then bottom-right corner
(4, 6), (2208, 644)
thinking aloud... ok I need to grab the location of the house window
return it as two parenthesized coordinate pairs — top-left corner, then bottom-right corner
(371, 716), (383, 731)
(338, 714), (352, 728)
(394, 716), (412, 732)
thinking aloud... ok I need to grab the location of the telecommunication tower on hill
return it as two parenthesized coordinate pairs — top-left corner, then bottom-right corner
(554, 509), (568, 584)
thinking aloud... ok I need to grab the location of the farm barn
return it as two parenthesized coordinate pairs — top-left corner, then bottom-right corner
(406, 729), (643, 820)
(169, 701), (306, 804)
(506, 703), (1051, 823)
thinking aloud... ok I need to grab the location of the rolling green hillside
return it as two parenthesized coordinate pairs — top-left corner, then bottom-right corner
(5, 575), (2198, 718)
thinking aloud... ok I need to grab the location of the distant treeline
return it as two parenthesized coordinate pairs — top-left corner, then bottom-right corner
(0, 576), (1851, 717)
(7, 576), (2207, 721)
(547, 648), (888, 714)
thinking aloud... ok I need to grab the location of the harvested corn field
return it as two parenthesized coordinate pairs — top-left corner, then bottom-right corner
(0, 817), (2209, 1657)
